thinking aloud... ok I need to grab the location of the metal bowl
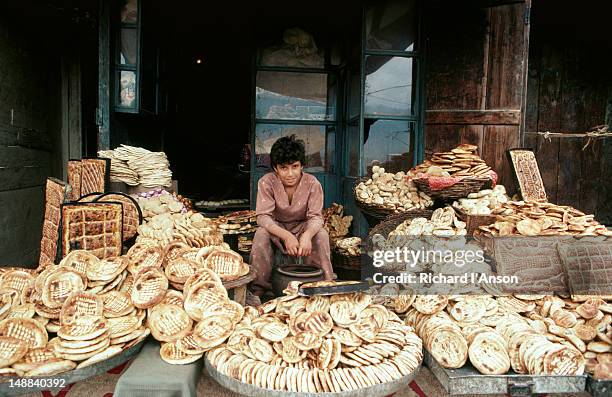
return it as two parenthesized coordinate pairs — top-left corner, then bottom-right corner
(205, 356), (420, 397)
(0, 338), (146, 397)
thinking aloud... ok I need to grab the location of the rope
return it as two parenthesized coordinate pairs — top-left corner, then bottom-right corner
(525, 125), (611, 151)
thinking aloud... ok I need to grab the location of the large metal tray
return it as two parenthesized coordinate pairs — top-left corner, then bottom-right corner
(0, 338), (146, 397)
(205, 356), (420, 397)
(425, 352), (587, 396)
(587, 375), (611, 397)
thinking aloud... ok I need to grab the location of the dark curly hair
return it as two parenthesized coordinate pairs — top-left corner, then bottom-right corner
(270, 135), (306, 168)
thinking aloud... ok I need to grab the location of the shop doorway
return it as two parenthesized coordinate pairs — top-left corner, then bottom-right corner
(119, 1), (360, 207)
(107, 1), (422, 226)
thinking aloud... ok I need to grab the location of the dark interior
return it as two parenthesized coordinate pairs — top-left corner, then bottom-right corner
(110, 1), (360, 202)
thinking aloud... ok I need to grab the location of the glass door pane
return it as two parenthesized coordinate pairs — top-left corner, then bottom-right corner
(364, 56), (416, 117)
(255, 124), (333, 173)
(256, 72), (335, 121)
(364, 119), (414, 174)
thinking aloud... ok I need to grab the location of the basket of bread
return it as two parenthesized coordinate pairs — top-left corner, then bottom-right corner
(409, 144), (496, 201)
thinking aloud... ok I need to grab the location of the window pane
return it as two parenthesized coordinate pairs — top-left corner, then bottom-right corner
(366, 0), (417, 51)
(259, 28), (324, 68)
(121, 0), (138, 23)
(364, 119), (413, 174)
(119, 70), (137, 108)
(256, 72), (335, 121)
(255, 124), (331, 172)
(364, 56), (415, 117)
(120, 28), (138, 65)
(347, 124), (360, 176)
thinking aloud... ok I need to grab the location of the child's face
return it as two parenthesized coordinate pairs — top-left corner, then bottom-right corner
(274, 161), (303, 187)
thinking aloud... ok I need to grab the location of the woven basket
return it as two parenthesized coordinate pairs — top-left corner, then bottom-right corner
(454, 208), (497, 236)
(413, 176), (492, 201)
(353, 177), (432, 228)
(367, 210), (434, 243)
(332, 250), (361, 270)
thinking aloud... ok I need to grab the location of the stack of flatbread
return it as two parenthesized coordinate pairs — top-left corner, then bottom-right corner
(409, 144), (492, 178)
(0, 251), (149, 376)
(477, 201), (612, 237)
(124, 241), (250, 364)
(99, 145), (172, 188)
(397, 290), (612, 377)
(98, 149), (139, 186)
(136, 211), (224, 248)
(216, 210), (257, 235)
(206, 281), (424, 392)
(389, 207), (467, 237)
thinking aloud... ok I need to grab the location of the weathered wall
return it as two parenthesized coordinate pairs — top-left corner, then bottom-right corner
(424, 1), (529, 194)
(0, 15), (62, 266)
(524, 2), (612, 223)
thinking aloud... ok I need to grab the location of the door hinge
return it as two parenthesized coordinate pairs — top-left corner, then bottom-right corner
(524, 7), (531, 25)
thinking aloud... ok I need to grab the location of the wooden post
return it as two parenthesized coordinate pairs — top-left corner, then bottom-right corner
(97, 0), (111, 151)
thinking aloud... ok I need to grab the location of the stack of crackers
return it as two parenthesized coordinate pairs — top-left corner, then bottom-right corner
(206, 281), (423, 392)
(410, 144), (492, 178)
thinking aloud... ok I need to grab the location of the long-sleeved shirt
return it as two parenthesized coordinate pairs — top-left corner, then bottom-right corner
(255, 171), (324, 236)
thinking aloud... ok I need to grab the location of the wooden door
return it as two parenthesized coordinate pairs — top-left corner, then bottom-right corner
(423, 1), (531, 194)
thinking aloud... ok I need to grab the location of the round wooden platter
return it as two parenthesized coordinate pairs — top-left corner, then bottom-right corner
(222, 267), (257, 290)
(0, 338), (147, 397)
(205, 355), (420, 397)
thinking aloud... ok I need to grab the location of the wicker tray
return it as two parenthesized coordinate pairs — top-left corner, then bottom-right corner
(413, 176), (492, 201)
(454, 207), (497, 236)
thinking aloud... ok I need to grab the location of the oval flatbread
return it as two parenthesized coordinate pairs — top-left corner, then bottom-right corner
(148, 303), (192, 342)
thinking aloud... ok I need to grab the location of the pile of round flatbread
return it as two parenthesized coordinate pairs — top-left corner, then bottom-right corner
(0, 251), (148, 376)
(389, 206), (467, 237)
(400, 291), (612, 377)
(408, 144), (492, 178)
(136, 211), (224, 248)
(134, 190), (187, 221)
(452, 185), (509, 216)
(477, 201), (612, 237)
(123, 241), (252, 364)
(355, 166), (434, 213)
(99, 145), (172, 188)
(207, 283), (423, 393)
(150, 269), (245, 365)
(0, 237), (253, 375)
